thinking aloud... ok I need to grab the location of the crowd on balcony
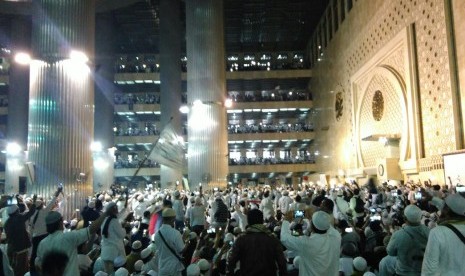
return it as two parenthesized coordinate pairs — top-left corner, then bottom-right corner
(227, 59), (305, 72)
(229, 155), (316, 166)
(115, 52), (308, 74)
(229, 90), (311, 102)
(113, 91), (311, 107)
(114, 125), (159, 136)
(114, 93), (160, 105)
(228, 122), (313, 134)
(114, 157), (160, 169)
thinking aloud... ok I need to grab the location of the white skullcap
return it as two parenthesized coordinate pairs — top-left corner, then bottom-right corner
(353, 256), (367, 271)
(189, 232), (198, 240)
(224, 233), (234, 242)
(134, 260), (143, 272)
(162, 208), (176, 218)
(70, 219), (78, 227)
(94, 272), (108, 276)
(141, 248), (152, 259)
(404, 205), (423, 223)
(445, 194), (465, 216)
(7, 205), (18, 215)
(197, 259), (210, 271)
(98, 195), (105, 201)
(363, 272), (376, 276)
(45, 211), (62, 225)
(186, 264), (200, 276)
(88, 201), (96, 209)
(132, 240), (142, 250)
(105, 202), (117, 212)
(311, 211), (330, 231)
(114, 267), (128, 276)
(113, 256), (126, 267)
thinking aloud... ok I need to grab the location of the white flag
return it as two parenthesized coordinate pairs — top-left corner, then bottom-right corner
(148, 123), (185, 170)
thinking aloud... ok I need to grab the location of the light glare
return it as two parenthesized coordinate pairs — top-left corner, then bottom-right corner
(224, 98), (233, 108)
(14, 52), (31, 65)
(69, 50), (89, 63)
(90, 141), (103, 152)
(6, 142), (22, 155)
(179, 105), (189, 114)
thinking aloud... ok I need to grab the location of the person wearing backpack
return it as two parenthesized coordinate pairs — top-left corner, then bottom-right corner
(422, 193), (465, 275)
(384, 205), (429, 275)
(350, 189), (365, 227)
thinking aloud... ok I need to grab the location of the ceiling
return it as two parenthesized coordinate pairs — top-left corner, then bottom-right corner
(110, 0), (329, 55)
(0, 0), (329, 55)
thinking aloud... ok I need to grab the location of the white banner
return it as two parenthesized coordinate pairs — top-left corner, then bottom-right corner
(148, 123), (185, 170)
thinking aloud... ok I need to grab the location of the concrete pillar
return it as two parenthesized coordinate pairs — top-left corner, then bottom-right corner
(28, 0), (95, 218)
(159, 0), (183, 189)
(93, 12), (116, 193)
(5, 16), (31, 194)
(186, 0), (228, 189)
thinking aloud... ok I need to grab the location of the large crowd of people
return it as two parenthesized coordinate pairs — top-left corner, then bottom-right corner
(0, 178), (464, 276)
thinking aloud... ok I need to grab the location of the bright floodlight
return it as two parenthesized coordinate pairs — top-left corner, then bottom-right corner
(90, 141), (103, 152)
(179, 105), (189, 114)
(6, 142), (22, 155)
(224, 98), (233, 108)
(192, 99), (203, 107)
(14, 52), (31, 65)
(69, 50), (89, 63)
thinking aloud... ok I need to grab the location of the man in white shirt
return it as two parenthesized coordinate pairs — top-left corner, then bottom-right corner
(281, 210), (341, 276)
(259, 190), (275, 220)
(100, 202), (127, 274)
(172, 191), (185, 232)
(278, 190), (294, 215)
(154, 208), (185, 276)
(36, 210), (108, 276)
(231, 204), (248, 231)
(422, 193), (465, 275)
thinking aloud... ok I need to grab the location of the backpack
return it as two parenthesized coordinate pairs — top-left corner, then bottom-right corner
(354, 197), (365, 213)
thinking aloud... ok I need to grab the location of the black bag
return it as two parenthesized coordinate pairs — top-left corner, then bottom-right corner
(354, 197), (365, 213)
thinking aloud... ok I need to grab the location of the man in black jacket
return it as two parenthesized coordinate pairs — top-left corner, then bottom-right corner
(227, 209), (287, 276)
(4, 194), (37, 276)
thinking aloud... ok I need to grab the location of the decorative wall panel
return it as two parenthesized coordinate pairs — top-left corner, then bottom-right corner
(311, 0), (456, 181)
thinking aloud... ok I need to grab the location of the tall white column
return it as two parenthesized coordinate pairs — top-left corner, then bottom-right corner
(28, 0), (95, 218)
(160, 0), (183, 189)
(186, 0), (228, 189)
